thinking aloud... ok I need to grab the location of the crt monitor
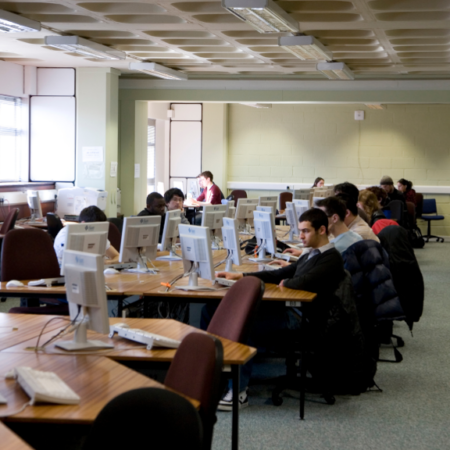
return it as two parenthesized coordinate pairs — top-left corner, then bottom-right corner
(156, 209), (182, 261)
(201, 204), (227, 249)
(249, 210), (276, 263)
(56, 250), (113, 351)
(61, 222), (109, 275)
(221, 217), (242, 272)
(27, 190), (43, 219)
(178, 224), (215, 291)
(235, 198), (258, 233)
(119, 216), (161, 273)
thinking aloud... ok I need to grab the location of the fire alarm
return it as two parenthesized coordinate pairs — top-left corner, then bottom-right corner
(354, 111), (365, 121)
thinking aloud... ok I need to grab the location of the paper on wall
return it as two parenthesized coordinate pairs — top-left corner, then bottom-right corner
(82, 146), (103, 162)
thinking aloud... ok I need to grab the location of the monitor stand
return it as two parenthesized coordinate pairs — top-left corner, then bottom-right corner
(281, 229), (301, 244)
(249, 247), (273, 263)
(174, 271), (215, 291)
(238, 220), (253, 235)
(56, 320), (114, 351)
(211, 235), (222, 250)
(127, 254), (159, 274)
(156, 246), (182, 261)
(224, 258), (237, 273)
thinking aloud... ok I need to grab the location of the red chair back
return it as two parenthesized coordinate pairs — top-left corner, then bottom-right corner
(108, 221), (122, 252)
(0, 208), (19, 235)
(279, 192), (293, 211)
(207, 276), (264, 344)
(415, 193), (424, 218)
(230, 190), (247, 202)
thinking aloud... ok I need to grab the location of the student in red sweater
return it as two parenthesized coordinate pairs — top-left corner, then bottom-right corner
(191, 170), (222, 206)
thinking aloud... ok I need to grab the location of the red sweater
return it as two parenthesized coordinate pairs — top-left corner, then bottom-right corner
(196, 184), (222, 205)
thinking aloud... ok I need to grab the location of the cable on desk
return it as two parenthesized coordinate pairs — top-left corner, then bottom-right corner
(0, 400), (33, 418)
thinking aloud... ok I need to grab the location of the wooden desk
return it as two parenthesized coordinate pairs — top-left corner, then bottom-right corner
(0, 422), (33, 450)
(0, 313), (69, 352)
(0, 353), (171, 424)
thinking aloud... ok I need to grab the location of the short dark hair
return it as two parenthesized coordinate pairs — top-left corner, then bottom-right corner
(164, 188), (185, 204)
(146, 192), (163, 207)
(198, 171), (213, 181)
(79, 205), (107, 223)
(398, 178), (413, 191)
(316, 196), (347, 222)
(335, 192), (358, 216)
(299, 208), (328, 234)
(334, 182), (359, 203)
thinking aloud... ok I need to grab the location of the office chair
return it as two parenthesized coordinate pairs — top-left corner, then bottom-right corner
(207, 276), (264, 344)
(2, 228), (68, 315)
(421, 198), (445, 242)
(46, 212), (63, 240)
(0, 208), (19, 237)
(415, 193), (424, 218)
(164, 333), (223, 450)
(107, 217), (123, 234)
(279, 191), (293, 212)
(228, 189), (247, 202)
(383, 200), (404, 227)
(107, 221), (122, 252)
(83, 388), (203, 450)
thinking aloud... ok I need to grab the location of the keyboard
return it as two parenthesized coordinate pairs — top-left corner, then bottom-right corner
(215, 278), (236, 287)
(109, 323), (181, 350)
(14, 366), (80, 405)
(28, 277), (65, 287)
(63, 215), (79, 222)
(275, 252), (299, 262)
(104, 262), (138, 271)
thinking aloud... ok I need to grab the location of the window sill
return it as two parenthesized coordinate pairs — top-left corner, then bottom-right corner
(0, 182), (56, 193)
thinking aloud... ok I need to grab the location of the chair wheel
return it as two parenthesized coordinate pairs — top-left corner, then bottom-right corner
(272, 393), (283, 406)
(322, 394), (335, 405)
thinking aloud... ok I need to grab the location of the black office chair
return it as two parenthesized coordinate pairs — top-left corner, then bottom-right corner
(83, 388), (203, 450)
(421, 198), (445, 242)
(46, 212), (63, 240)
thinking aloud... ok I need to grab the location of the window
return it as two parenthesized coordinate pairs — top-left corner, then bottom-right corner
(147, 122), (156, 194)
(0, 95), (23, 182)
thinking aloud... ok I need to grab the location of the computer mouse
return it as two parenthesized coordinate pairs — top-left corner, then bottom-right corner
(113, 323), (130, 329)
(6, 280), (25, 288)
(104, 268), (119, 275)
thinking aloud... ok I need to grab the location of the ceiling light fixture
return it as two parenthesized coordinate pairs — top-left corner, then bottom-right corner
(278, 35), (332, 61)
(316, 62), (354, 80)
(0, 9), (41, 33)
(129, 62), (188, 80)
(222, 0), (299, 34)
(44, 36), (126, 60)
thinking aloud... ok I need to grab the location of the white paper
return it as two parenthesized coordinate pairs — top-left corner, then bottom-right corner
(110, 161), (117, 177)
(134, 163), (140, 178)
(82, 146), (103, 163)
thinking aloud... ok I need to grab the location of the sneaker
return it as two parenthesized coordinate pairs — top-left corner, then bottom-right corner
(218, 388), (248, 411)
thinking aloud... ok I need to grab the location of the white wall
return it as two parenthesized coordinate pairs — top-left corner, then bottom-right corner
(0, 61), (23, 97)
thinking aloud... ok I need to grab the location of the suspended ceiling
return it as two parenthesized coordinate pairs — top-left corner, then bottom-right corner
(2, 0), (450, 80)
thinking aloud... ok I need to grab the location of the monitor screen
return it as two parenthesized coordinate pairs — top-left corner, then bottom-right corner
(156, 209), (182, 261)
(178, 224), (215, 290)
(221, 217), (242, 272)
(293, 200), (309, 221)
(119, 216), (161, 270)
(61, 222), (109, 275)
(56, 250), (112, 351)
(284, 202), (301, 243)
(235, 198), (258, 233)
(27, 190), (43, 219)
(258, 196), (277, 218)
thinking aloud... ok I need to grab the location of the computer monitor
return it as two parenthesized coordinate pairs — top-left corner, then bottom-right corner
(293, 199), (309, 220)
(221, 199), (235, 218)
(201, 204), (227, 249)
(284, 202), (301, 243)
(221, 217), (242, 272)
(61, 222), (110, 275)
(293, 188), (313, 201)
(178, 224), (215, 291)
(27, 190), (43, 219)
(258, 196), (277, 218)
(56, 250), (113, 351)
(235, 198), (258, 234)
(119, 216), (161, 273)
(249, 210), (276, 262)
(187, 178), (200, 199)
(156, 209), (182, 261)
(256, 205), (276, 231)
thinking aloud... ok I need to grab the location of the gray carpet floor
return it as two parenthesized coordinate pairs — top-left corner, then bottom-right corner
(212, 241), (450, 450)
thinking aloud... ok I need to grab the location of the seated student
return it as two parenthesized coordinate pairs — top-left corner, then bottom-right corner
(358, 190), (399, 233)
(335, 193), (380, 243)
(312, 177), (325, 188)
(137, 192), (166, 242)
(164, 188), (189, 225)
(334, 181), (370, 224)
(316, 197), (363, 253)
(380, 175), (406, 204)
(53, 205), (119, 266)
(397, 178), (417, 206)
(212, 208), (346, 409)
(191, 171), (222, 206)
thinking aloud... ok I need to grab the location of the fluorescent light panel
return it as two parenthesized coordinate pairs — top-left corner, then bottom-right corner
(44, 36), (126, 60)
(129, 62), (187, 81)
(0, 9), (40, 33)
(316, 62), (354, 80)
(222, 0), (299, 34)
(279, 35), (332, 61)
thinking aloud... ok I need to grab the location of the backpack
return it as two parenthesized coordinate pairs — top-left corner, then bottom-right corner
(408, 225), (425, 249)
